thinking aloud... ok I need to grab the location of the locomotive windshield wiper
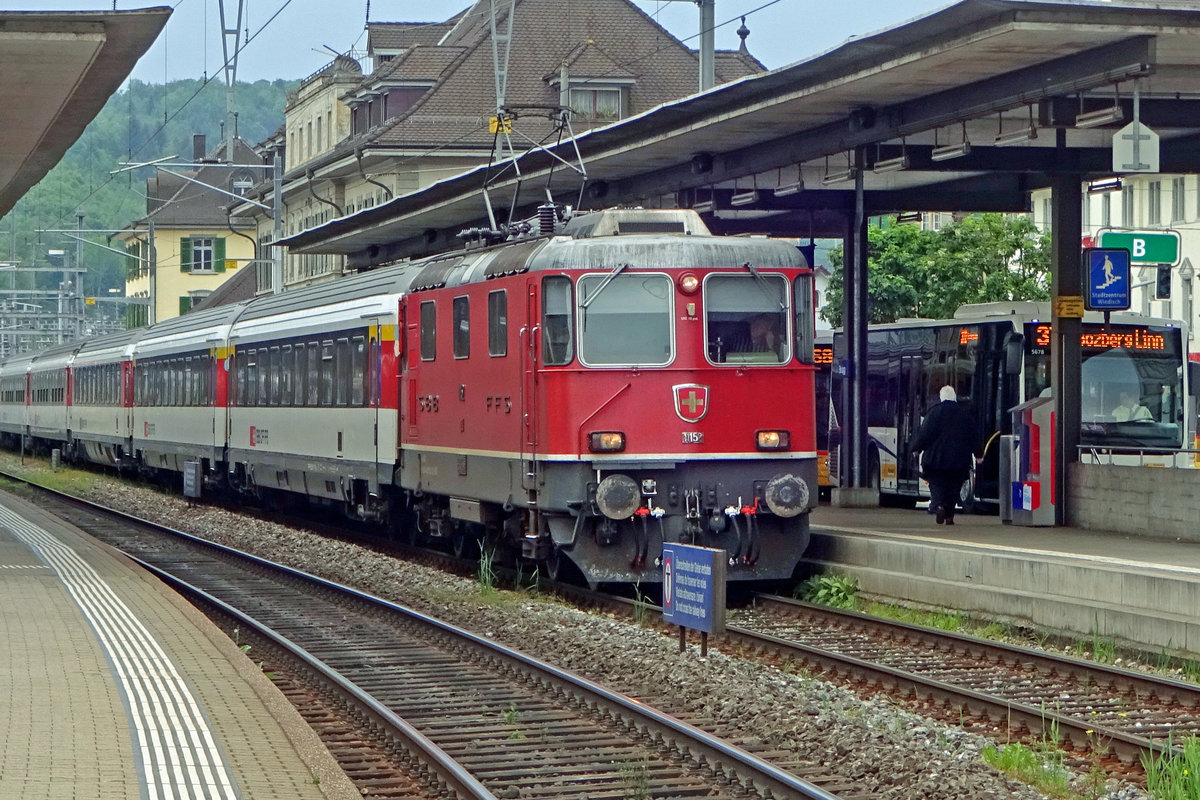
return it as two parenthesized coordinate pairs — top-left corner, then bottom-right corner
(580, 262), (631, 309)
(742, 261), (786, 310)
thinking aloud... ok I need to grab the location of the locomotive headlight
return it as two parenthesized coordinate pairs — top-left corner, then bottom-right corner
(678, 273), (700, 294)
(596, 474), (641, 519)
(764, 473), (809, 517)
(589, 431), (626, 452)
(756, 430), (790, 450)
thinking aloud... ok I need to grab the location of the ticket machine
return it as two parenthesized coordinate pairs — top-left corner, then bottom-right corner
(1004, 394), (1056, 526)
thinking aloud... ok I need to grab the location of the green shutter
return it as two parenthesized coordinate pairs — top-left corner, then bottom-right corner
(214, 237), (227, 272)
(179, 237), (192, 272)
(180, 297), (191, 315)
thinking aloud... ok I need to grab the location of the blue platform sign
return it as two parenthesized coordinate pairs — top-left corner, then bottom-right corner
(662, 543), (726, 634)
(1082, 247), (1131, 310)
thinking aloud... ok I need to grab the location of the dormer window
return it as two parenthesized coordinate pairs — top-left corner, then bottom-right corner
(569, 86), (623, 121)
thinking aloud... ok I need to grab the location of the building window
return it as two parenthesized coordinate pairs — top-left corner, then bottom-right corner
(1148, 181), (1162, 225)
(1041, 197), (1052, 231)
(1101, 193), (1111, 228)
(1173, 176), (1186, 222)
(569, 86), (622, 120)
(316, 116), (323, 152)
(1122, 188), (1134, 227)
(179, 237), (225, 274)
(1081, 195), (1090, 229)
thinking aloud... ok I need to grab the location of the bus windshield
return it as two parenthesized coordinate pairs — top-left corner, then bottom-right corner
(1025, 322), (1185, 449)
(705, 273), (790, 364)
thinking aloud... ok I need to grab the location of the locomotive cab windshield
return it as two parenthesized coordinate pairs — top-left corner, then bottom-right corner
(705, 273), (791, 364)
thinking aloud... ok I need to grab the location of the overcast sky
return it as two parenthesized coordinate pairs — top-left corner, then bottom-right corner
(11, 0), (953, 83)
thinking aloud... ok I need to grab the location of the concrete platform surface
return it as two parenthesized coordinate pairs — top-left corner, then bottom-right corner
(806, 503), (1200, 655)
(0, 490), (359, 800)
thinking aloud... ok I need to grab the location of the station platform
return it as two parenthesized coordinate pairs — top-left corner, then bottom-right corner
(805, 503), (1200, 657)
(0, 490), (359, 800)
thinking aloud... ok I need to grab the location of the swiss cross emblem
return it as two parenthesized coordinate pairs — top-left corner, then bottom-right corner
(673, 384), (709, 423)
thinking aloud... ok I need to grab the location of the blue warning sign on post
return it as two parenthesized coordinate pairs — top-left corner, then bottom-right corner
(1082, 248), (1131, 311)
(662, 543), (726, 634)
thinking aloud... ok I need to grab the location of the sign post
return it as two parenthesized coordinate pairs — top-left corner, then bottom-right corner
(662, 543), (726, 656)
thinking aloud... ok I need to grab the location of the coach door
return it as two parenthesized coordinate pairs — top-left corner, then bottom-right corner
(401, 298), (425, 443)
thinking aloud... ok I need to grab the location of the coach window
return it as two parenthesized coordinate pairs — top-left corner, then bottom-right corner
(280, 345), (294, 406)
(335, 337), (351, 406)
(705, 273), (789, 365)
(307, 341), (321, 406)
(321, 340), (335, 406)
(452, 296), (470, 359)
(268, 346), (281, 406)
(488, 290), (507, 356)
(351, 336), (367, 406)
(578, 273), (673, 366)
(420, 300), (436, 361)
(246, 350), (258, 407)
(368, 336), (380, 406)
(257, 348), (270, 406)
(542, 276), (574, 365)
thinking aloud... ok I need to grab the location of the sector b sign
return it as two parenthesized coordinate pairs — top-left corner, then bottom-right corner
(1096, 230), (1180, 266)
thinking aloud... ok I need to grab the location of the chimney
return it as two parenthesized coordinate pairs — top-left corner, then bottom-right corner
(193, 134), (207, 162)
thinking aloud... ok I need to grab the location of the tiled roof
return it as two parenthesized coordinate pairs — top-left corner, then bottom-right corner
(139, 137), (264, 227)
(326, 0), (766, 157)
(367, 18), (460, 51)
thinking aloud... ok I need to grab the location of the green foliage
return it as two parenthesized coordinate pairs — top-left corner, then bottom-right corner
(1, 78), (291, 298)
(821, 214), (1051, 326)
(1144, 735), (1200, 800)
(982, 741), (1072, 797)
(797, 573), (859, 609)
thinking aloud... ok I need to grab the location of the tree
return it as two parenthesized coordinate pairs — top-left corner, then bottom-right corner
(820, 213), (1051, 327)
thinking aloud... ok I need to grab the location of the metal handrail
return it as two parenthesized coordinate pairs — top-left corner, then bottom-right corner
(1076, 444), (1200, 467)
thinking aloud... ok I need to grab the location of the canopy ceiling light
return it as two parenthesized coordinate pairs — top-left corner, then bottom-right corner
(931, 141), (971, 161)
(872, 139), (908, 174)
(774, 164), (804, 197)
(994, 107), (1037, 146)
(692, 199), (715, 214)
(1075, 105), (1125, 128)
(730, 190), (759, 207)
(931, 122), (971, 162)
(1087, 177), (1123, 193)
(821, 153), (856, 186)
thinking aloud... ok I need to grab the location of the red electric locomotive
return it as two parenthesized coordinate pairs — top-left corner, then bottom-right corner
(398, 208), (818, 585)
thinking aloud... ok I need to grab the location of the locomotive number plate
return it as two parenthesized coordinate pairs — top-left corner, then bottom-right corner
(417, 394), (440, 412)
(681, 431), (704, 444)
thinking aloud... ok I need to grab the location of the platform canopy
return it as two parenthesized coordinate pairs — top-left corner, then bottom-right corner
(0, 8), (171, 218)
(282, 0), (1200, 268)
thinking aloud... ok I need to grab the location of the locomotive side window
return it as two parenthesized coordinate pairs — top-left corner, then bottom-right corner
(488, 290), (507, 356)
(577, 273), (673, 366)
(542, 276), (574, 366)
(420, 300), (436, 361)
(794, 274), (815, 365)
(704, 274), (790, 365)
(452, 296), (470, 359)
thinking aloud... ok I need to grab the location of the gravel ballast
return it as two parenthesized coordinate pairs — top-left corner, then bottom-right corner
(4, 458), (1153, 800)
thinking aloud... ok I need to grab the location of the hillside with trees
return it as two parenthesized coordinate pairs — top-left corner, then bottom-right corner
(0, 78), (291, 298)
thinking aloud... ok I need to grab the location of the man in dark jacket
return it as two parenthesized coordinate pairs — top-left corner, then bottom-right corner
(909, 385), (977, 525)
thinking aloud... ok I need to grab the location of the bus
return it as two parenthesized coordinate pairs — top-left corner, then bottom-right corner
(829, 302), (1190, 510)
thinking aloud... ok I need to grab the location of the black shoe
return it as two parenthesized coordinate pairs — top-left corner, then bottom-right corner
(935, 505), (946, 524)
(945, 517), (955, 525)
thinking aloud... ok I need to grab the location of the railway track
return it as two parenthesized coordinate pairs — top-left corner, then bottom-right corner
(720, 594), (1197, 773)
(1, 476), (840, 800)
